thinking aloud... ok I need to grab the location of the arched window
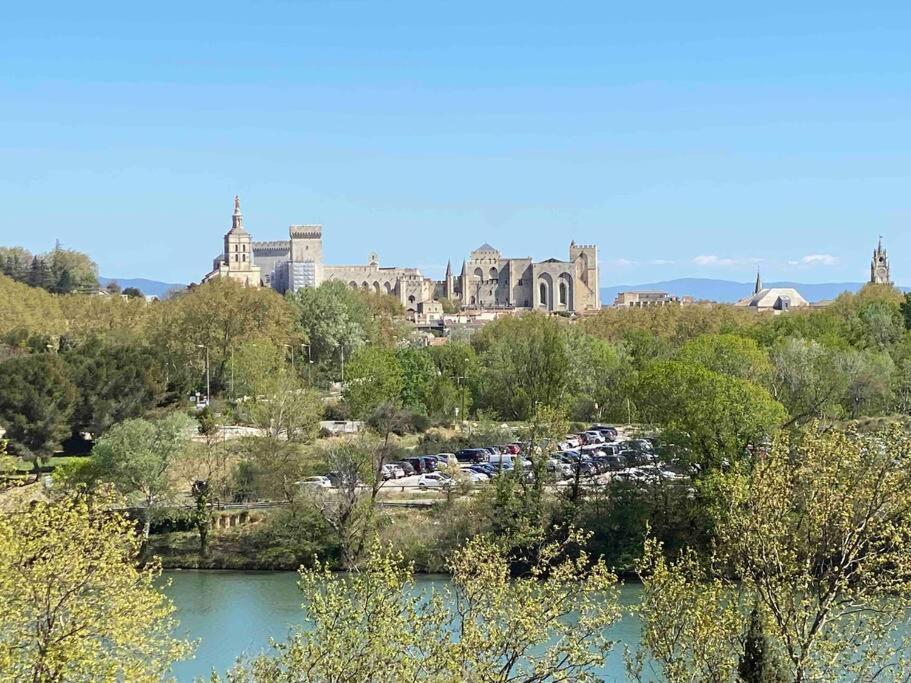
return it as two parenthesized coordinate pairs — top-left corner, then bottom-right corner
(473, 267), (483, 279)
(349, 281), (358, 289)
(384, 282), (392, 294)
(408, 295), (416, 303)
(373, 281), (380, 293)
(470, 296), (476, 305)
(489, 267), (498, 281)
(362, 281), (369, 289)
(559, 282), (567, 305)
(539, 283), (547, 306)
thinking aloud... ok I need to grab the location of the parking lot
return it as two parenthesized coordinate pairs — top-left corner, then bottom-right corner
(301, 424), (690, 495)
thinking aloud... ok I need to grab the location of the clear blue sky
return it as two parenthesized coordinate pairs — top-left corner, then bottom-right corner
(1, 1), (909, 286)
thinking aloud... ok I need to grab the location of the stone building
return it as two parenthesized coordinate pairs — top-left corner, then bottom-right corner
(204, 197), (600, 315)
(870, 237), (892, 285)
(204, 196), (261, 287)
(613, 291), (692, 307)
(735, 269), (809, 314)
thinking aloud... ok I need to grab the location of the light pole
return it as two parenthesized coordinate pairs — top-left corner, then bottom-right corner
(303, 343), (313, 383)
(197, 344), (210, 406)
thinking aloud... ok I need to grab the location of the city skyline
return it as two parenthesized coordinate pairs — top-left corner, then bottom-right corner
(2, 1), (909, 285)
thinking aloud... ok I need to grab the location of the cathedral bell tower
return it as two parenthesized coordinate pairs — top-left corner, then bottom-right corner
(870, 237), (892, 285)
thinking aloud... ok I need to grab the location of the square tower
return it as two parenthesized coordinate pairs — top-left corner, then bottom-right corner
(569, 241), (600, 309)
(289, 224), (324, 287)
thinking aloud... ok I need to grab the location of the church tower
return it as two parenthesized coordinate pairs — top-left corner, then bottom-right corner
(218, 195), (261, 287)
(870, 237), (892, 285)
(754, 268), (763, 295)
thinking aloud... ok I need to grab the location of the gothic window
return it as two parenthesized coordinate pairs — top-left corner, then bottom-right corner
(242, 254), (246, 262)
(559, 282), (567, 305)
(489, 267), (498, 281)
(539, 283), (547, 306)
(473, 267), (483, 279)
(408, 295), (416, 303)
(470, 296), (476, 305)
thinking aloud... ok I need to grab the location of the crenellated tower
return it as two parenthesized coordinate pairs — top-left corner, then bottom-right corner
(570, 241), (600, 309)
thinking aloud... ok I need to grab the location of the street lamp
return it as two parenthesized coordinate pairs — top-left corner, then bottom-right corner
(303, 343), (313, 383)
(197, 344), (210, 406)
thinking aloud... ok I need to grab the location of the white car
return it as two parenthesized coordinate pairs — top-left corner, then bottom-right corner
(297, 476), (332, 490)
(462, 470), (489, 483)
(417, 472), (453, 490)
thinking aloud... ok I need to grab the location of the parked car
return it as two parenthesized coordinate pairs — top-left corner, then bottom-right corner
(582, 431), (606, 445)
(603, 455), (626, 471)
(392, 460), (416, 476)
(460, 469), (488, 483)
(471, 463), (498, 477)
(417, 472), (453, 490)
(589, 425), (619, 441)
(297, 476), (332, 490)
(418, 456), (439, 472)
(455, 448), (488, 464)
(381, 464), (405, 480)
(405, 457), (426, 474)
(547, 458), (573, 478)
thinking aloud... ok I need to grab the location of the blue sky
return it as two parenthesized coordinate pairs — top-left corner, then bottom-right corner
(1, 1), (909, 286)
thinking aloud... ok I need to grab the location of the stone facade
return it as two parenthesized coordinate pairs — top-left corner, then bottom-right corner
(204, 197), (600, 315)
(204, 196), (261, 287)
(613, 291), (692, 307)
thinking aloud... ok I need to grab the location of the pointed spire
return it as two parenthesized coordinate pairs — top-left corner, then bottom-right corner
(230, 195), (245, 232)
(754, 267), (762, 295)
(445, 260), (452, 278)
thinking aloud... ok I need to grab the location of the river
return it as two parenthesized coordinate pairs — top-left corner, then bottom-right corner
(162, 570), (646, 682)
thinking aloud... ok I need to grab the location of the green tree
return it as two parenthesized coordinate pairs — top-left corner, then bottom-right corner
(26, 256), (54, 291)
(122, 286), (144, 298)
(45, 245), (99, 294)
(153, 278), (297, 393)
(633, 426), (911, 682)
(565, 329), (635, 421)
(676, 333), (772, 383)
(0, 246), (33, 282)
(0, 354), (77, 476)
(288, 280), (369, 376)
(343, 346), (403, 419)
(0, 493), (193, 681)
(395, 347), (436, 412)
(637, 360), (786, 469)
(248, 372), (323, 442)
(475, 313), (570, 420)
(91, 413), (193, 542)
(63, 338), (167, 438)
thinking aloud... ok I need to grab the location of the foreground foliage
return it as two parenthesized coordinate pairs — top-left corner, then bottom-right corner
(222, 529), (619, 682)
(633, 426), (911, 682)
(0, 494), (192, 682)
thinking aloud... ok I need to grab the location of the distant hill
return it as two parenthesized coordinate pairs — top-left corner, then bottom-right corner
(600, 278), (907, 305)
(98, 276), (185, 299)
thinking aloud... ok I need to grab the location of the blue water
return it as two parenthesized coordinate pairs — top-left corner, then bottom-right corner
(161, 570), (645, 682)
